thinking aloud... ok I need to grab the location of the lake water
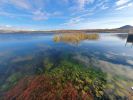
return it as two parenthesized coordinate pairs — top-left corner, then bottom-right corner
(0, 33), (133, 100)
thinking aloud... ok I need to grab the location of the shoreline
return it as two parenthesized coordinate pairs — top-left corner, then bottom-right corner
(0, 29), (130, 33)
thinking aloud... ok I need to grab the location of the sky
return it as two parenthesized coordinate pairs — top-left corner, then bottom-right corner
(0, 0), (133, 31)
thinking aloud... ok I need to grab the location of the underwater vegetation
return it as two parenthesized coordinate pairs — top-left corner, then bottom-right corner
(53, 33), (100, 46)
(1, 75), (94, 100)
(1, 62), (108, 100)
(72, 54), (133, 99)
(0, 49), (52, 94)
(1, 47), (133, 100)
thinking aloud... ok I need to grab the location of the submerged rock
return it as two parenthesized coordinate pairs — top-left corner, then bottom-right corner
(131, 87), (133, 90)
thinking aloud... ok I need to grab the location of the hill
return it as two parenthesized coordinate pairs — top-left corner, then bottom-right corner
(118, 25), (133, 29)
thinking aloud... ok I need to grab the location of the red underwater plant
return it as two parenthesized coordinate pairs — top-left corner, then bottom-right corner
(1, 75), (94, 100)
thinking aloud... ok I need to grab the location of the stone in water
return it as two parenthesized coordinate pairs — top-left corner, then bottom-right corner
(131, 87), (133, 90)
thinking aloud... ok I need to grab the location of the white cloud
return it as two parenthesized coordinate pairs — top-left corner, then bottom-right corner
(61, 16), (84, 26)
(128, 3), (133, 6)
(47, 11), (63, 16)
(0, 0), (47, 10)
(89, 2), (103, 12)
(80, 13), (94, 17)
(77, 0), (94, 9)
(61, 16), (133, 29)
(0, 25), (39, 30)
(31, 7), (44, 15)
(88, 0), (109, 12)
(115, 0), (130, 6)
(11, 0), (30, 9)
(32, 16), (48, 20)
(116, 6), (127, 10)
(70, 13), (76, 16)
(116, 3), (132, 10)
(0, 1), (63, 21)
(31, 11), (62, 21)
(0, 0), (63, 21)
(61, 13), (94, 26)
(0, 9), (31, 18)
(70, 0), (95, 10)
(0, 0), (30, 10)
(101, 4), (108, 9)
(0, 25), (13, 30)
(31, 10), (62, 20)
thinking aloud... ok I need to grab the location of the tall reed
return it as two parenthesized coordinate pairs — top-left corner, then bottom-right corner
(53, 33), (100, 45)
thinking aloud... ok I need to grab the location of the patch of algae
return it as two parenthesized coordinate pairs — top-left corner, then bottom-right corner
(114, 89), (124, 98)
(107, 84), (115, 89)
(112, 78), (123, 88)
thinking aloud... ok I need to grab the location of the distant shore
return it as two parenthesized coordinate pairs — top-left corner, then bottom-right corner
(0, 29), (130, 33)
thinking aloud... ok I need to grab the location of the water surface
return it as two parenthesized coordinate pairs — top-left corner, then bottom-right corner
(0, 33), (133, 100)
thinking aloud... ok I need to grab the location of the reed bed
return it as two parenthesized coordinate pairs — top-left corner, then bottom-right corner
(53, 33), (100, 44)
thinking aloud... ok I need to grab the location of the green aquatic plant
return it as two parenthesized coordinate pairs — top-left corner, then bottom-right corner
(0, 72), (23, 93)
(43, 60), (53, 71)
(45, 63), (107, 99)
(114, 89), (125, 98)
(0, 82), (18, 93)
(107, 84), (115, 89)
(36, 68), (44, 75)
(112, 78), (123, 88)
(6, 72), (23, 83)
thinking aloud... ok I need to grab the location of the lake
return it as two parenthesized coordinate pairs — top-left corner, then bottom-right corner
(0, 33), (133, 100)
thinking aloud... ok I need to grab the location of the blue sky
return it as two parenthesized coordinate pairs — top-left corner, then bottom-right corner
(0, 0), (133, 31)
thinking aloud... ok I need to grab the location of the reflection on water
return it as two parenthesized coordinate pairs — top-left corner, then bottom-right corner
(0, 33), (133, 99)
(126, 34), (133, 47)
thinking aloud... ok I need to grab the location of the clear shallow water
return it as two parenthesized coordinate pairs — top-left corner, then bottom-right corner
(0, 33), (133, 99)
